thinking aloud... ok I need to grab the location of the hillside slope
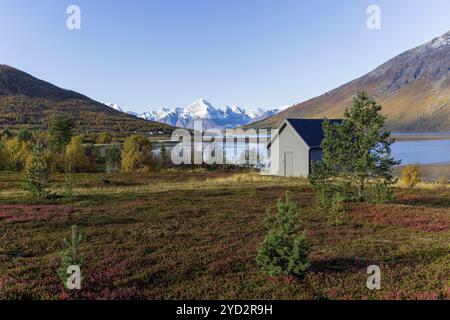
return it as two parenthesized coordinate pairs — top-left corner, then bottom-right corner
(0, 65), (174, 134)
(251, 31), (450, 132)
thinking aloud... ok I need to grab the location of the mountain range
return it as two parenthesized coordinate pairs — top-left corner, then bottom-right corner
(1, 30), (449, 133)
(250, 30), (450, 132)
(103, 99), (284, 130)
(0, 65), (174, 134)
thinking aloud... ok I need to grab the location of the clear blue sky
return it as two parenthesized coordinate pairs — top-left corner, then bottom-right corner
(0, 0), (449, 112)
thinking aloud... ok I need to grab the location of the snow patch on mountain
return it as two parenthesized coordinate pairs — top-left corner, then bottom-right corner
(103, 102), (123, 112)
(102, 102), (137, 116)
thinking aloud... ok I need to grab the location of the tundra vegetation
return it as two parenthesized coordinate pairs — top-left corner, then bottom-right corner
(0, 171), (448, 299)
(0, 107), (448, 299)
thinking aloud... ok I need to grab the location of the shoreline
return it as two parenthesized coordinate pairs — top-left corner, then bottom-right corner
(394, 162), (450, 181)
(392, 133), (450, 142)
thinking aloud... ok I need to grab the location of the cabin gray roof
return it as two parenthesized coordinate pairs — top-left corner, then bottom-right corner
(269, 119), (342, 148)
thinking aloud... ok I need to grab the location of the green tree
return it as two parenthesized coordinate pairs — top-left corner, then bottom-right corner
(311, 92), (400, 202)
(48, 116), (74, 153)
(121, 135), (155, 173)
(0, 141), (8, 170)
(105, 144), (121, 173)
(24, 143), (49, 198)
(159, 143), (168, 167)
(256, 191), (310, 277)
(17, 128), (33, 142)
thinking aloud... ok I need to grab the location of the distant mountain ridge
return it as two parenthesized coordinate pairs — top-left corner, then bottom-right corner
(0, 65), (174, 134)
(104, 98), (284, 129)
(251, 30), (450, 132)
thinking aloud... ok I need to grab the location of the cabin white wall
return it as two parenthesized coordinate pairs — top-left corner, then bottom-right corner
(269, 124), (310, 177)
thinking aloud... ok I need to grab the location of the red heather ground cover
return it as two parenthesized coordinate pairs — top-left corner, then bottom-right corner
(0, 205), (77, 223)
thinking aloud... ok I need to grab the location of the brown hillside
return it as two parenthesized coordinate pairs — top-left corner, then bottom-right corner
(251, 31), (450, 132)
(0, 65), (175, 134)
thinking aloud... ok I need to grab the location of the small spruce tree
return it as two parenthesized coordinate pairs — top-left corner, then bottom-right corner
(24, 143), (49, 198)
(48, 116), (74, 154)
(256, 191), (310, 277)
(58, 225), (83, 289)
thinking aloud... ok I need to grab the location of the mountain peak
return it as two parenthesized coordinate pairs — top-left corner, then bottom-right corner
(0, 64), (90, 100)
(429, 32), (450, 48)
(0, 64), (18, 72)
(133, 100), (284, 129)
(251, 30), (450, 132)
(183, 98), (216, 118)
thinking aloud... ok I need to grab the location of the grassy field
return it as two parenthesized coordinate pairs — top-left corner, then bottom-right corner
(0, 171), (449, 300)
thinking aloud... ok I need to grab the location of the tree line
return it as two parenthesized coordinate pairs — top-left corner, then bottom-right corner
(0, 116), (174, 198)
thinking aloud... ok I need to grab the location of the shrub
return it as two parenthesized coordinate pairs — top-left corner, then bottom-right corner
(24, 143), (49, 198)
(256, 191), (310, 277)
(328, 193), (347, 226)
(63, 173), (75, 198)
(402, 164), (421, 188)
(0, 142), (7, 170)
(121, 135), (155, 173)
(366, 179), (396, 204)
(17, 128), (33, 142)
(435, 176), (448, 190)
(65, 136), (88, 172)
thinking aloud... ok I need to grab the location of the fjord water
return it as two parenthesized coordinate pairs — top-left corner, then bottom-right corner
(161, 133), (450, 166)
(391, 139), (450, 165)
(233, 134), (450, 165)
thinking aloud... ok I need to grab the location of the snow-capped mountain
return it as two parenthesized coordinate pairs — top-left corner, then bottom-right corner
(102, 102), (138, 116)
(136, 98), (282, 129)
(103, 102), (123, 112)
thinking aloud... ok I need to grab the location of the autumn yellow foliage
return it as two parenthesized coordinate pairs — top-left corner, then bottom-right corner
(401, 164), (421, 188)
(121, 135), (155, 173)
(97, 132), (113, 144)
(65, 135), (88, 172)
(4, 137), (30, 171)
